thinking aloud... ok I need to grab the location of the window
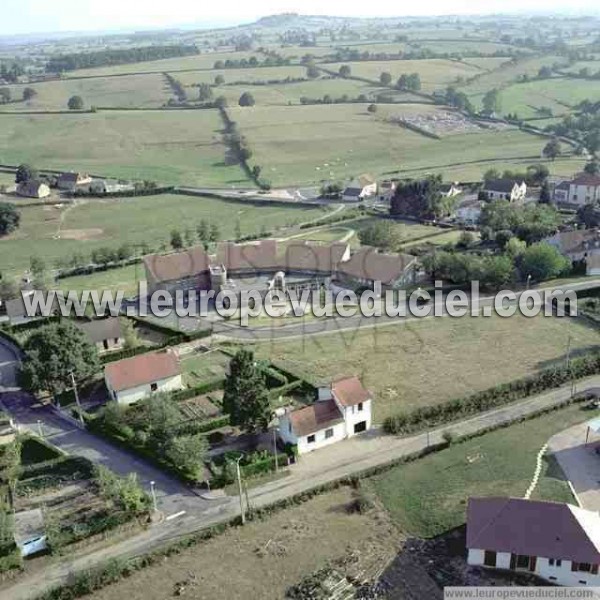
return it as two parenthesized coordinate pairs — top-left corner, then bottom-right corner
(483, 551), (497, 567)
(307, 434), (315, 444)
(579, 563), (592, 573)
(549, 559), (555, 566)
(516, 555), (530, 569)
(556, 559), (562, 567)
(325, 428), (334, 439)
(150, 383), (158, 392)
(358, 402), (363, 412)
(289, 422), (292, 433)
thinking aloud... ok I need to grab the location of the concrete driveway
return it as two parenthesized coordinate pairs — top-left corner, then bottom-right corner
(548, 415), (600, 511)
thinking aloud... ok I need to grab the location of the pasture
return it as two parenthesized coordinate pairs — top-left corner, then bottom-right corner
(230, 104), (562, 186)
(0, 109), (248, 186)
(0, 194), (330, 273)
(253, 313), (599, 422)
(2, 73), (171, 111)
(325, 59), (485, 92)
(61, 50), (258, 78)
(368, 402), (586, 538)
(498, 77), (600, 119)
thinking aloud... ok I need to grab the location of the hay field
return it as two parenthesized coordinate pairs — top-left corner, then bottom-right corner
(1, 73), (170, 111)
(231, 104), (554, 186)
(0, 109), (247, 186)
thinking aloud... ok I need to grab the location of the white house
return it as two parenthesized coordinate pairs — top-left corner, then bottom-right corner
(467, 497), (600, 587)
(278, 376), (372, 454)
(553, 173), (600, 207)
(342, 175), (377, 202)
(483, 179), (527, 202)
(104, 350), (183, 405)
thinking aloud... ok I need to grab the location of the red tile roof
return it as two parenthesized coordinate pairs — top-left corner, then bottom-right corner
(572, 173), (600, 187)
(332, 376), (371, 407)
(216, 240), (279, 271)
(283, 241), (349, 273)
(289, 399), (344, 437)
(467, 497), (600, 564)
(143, 246), (210, 283)
(105, 350), (180, 392)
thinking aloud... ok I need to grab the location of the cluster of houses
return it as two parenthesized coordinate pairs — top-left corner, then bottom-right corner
(11, 171), (135, 199)
(101, 345), (372, 455)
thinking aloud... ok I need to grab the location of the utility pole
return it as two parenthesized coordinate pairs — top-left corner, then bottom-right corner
(565, 333), (572, 370)
(150, 480), (158, 513)
(235, 455), (245, 525)
(70, 371), (84, 426)
(273, 426), (279, 473)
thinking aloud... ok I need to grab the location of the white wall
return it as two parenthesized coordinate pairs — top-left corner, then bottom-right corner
(343, 399), (372, 437)
(109, 374), (183, 406)
(296, 421), (347, 454)
(468, 549), (600, 587)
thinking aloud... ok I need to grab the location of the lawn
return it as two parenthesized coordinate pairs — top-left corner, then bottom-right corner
(1, 73), (170, 111)
(368, 402), (590, 538)
(325, 59), (484, 92)
(253, 313), (600, 422)
(58, 263), (144, 296)
(498, 77), (600, 119)
(0, 109), (248, 187)
(230, 103), (564, 186)
(180, 349), (231, 386)
(0, 195), (330, 274)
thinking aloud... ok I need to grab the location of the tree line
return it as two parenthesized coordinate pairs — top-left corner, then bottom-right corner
(45, 44), (199, 73)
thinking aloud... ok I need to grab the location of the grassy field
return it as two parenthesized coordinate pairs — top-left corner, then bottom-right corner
(58, 263), (144, 296)
(83, 487), (397, 600)
(458, 55), (565, 97)
(368, 402), (589, 538)
(0, 109), (248, 186)
(326, 59), (484, 92)
(175, 65), (306, 86)
(2, 73), (170, 111)
(231, 104), (565, 186)
(62, 50), (258, 78)
(254, 314), (599, 422)
(0, 195), (330, 273)
(180, 349), (231, 386)
(499, 77), (600, 119)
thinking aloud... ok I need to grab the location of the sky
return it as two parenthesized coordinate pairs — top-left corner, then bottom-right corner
(1, 0), (599, 36)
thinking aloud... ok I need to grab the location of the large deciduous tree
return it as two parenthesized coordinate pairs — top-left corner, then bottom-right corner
(519, 242), (571, 281)
(19, 321), (100, 398)
(222, 349), (270, 433)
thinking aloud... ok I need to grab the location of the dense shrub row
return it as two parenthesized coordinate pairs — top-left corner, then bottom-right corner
(384, 353), (600, 434)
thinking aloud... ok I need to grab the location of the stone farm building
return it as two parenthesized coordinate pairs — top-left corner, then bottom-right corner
(143, 240), (417, 296)
(342, 174), (378, 202)
(57, 172), (92, 192)
(16, 180), (50, 199)
(104, 350), (183, 405)
(467, 497), (600, 587)
(278, 376), (373, 454)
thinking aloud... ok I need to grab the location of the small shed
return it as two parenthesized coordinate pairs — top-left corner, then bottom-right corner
(14, 509), (47, 557)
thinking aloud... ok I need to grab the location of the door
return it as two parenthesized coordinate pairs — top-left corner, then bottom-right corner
(354, 421), (367, 434)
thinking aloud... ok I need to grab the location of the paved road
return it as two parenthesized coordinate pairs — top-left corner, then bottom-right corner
(0, 390), (209, 517)
(3, 371), (600, 599)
